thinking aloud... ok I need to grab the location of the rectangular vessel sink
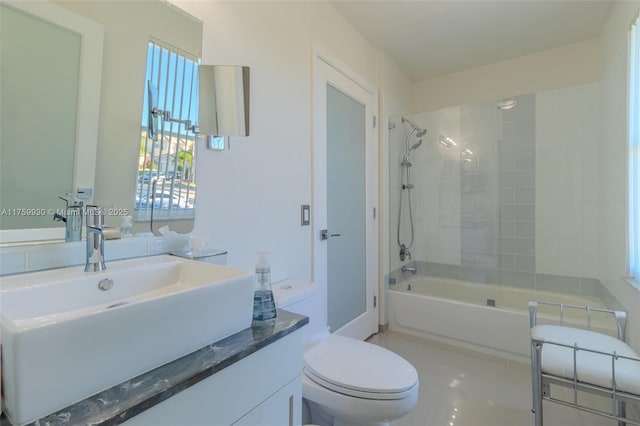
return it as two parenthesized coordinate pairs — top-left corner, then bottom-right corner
(0, 255), (254, 425)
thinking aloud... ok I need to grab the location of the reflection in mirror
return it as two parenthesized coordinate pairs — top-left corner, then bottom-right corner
(198, 65), (250, 137)
(206, 136), (228, 151)
(0, 0), (103, 243)
(0, 0), (203, 243)
(147, 80), (160, 142)
(136, 41), (198, 232)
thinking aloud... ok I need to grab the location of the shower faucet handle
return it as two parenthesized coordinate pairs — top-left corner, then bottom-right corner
(320, 229), (341, 240)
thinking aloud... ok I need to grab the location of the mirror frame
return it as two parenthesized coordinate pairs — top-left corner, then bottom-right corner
(198, 65), (250, 137)
(0, 0), (104, 244)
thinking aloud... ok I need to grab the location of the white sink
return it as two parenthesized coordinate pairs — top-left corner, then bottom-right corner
(0, 255), (254, 425)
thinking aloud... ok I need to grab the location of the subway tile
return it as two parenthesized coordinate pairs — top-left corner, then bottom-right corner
(477, 172), (500, 189)
(475, 156), (499, 174)
(536, 184), (582, 205)
(461, 194), (477, 214)
(583, 184), (599, 203)
(502, 94), (535, 121)
(461, 266), (497, 284)
(514, 151), (536, 170)
(499, 237), (535, 255)
(477, 219), (498, 237)
(516, 118), (536, 136)
(499, 188), (515, 204)
(535, 255), (561, 275)
(598, 283), (626, 311)
(581, 258), (599, 280)
(515, 188), (535, 204)
(535, 273), (581, 296)
(424, 262), (461, 280)
(475, 253), (499, 269)
(499, 135), (534, 153)
(499, 253), (515, 270)
(515, 221), (535, 239)
(461, 217), (479, 229)
(501, 121), (518, 139)
(461, 234), (497, 253)
(499, 204), (535, 221)
(514, 255), (535, 272)
(580, 278), (600, 298)
(462, 158), (478, 173)
(461, 251), (478, 266)
(498, 269), (535, 289)
(500, 170), (535, 188)
(499, 152), (515, 172)
(499, 221), (515, 237)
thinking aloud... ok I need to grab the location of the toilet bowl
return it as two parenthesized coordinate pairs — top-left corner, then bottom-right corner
(273, 280), (419, 426)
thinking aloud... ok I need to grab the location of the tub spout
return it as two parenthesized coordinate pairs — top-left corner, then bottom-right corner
(401, 266), (417, 275)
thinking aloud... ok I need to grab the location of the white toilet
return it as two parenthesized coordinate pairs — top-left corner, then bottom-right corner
(273, 280), (419, 426)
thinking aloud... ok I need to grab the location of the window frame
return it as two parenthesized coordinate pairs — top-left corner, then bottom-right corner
(135, 39), (199, 222)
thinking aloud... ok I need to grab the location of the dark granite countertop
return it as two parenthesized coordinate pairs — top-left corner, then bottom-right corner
(1, 309), (308, 426)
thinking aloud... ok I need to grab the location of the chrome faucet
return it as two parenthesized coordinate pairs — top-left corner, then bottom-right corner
(401, 266), (417, 275)
(85, 205), (106, 272)
(53, 197), (83, 242)
(399, 244), (412, 262)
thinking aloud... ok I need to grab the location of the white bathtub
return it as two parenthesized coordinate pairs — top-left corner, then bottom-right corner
(388, 276), (617, 362)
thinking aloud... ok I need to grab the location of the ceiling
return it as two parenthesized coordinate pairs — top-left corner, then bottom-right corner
(331, 0), (616, 81)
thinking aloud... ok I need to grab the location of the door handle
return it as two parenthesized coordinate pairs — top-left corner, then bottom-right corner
(320, 229), (341, 240)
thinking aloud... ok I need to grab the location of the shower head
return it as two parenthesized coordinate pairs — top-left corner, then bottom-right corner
(402, 117), (427, 138)
(402, 139), (423, 164)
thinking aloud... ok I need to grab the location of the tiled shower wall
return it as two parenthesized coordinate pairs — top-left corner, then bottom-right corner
(459, 94), (536, 286)
(390, 82), (601, 296)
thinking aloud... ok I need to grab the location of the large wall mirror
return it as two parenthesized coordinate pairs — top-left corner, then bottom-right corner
(0, 0), (203, 244)
(0, 0), (102, 242)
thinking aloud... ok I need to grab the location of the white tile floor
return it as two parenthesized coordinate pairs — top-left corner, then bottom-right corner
(368, 331), (634, 426)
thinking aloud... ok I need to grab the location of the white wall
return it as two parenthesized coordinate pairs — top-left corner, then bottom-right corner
(598, 1), (640, 352)
(412, 38), (603, 113)
(173, 1), (384, 282)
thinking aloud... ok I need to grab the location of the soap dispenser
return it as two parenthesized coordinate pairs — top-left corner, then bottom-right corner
(120, 215), (133, 238)
(252, 251), (276, 322)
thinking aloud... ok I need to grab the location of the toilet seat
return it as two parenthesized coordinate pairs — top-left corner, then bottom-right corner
(303, 335), (418, 400)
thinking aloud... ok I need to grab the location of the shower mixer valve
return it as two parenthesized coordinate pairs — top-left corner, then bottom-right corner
(399, 244), (411, 262)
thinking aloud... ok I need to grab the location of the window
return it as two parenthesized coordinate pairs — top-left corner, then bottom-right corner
(629, 13), (640, 282)
(135, 40), (198, 221)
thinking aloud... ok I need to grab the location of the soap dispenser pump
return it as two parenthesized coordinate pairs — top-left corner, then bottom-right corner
(252, 251), (276, 322)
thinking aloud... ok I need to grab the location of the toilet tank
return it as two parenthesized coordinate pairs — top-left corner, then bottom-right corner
(272, 279), (327, 347)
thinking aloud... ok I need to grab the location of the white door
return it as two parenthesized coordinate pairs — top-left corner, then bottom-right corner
(313, 50), (378, 341)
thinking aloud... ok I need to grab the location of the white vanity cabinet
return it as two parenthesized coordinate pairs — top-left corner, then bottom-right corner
(123, 329), (303, 426)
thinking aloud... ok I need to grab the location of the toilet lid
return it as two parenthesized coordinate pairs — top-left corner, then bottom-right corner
(304, 335), (418, 397)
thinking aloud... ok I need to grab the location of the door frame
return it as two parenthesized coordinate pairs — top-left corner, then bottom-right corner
(312, 45), (379, 340)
